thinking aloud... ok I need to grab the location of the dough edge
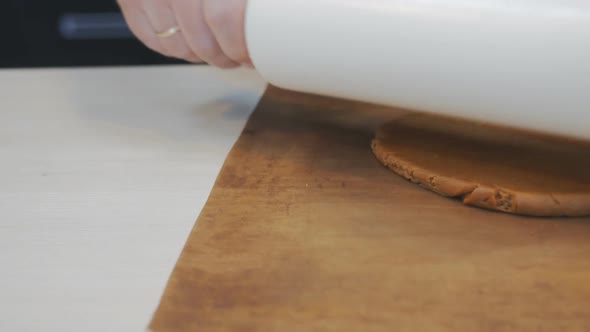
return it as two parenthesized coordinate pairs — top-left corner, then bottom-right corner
(371, 137), (590, 218)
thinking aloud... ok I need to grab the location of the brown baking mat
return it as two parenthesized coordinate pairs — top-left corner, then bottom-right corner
(150, 86), (590, 332)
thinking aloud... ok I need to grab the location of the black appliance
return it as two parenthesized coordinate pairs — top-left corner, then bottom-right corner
(2, 0), (187, 68)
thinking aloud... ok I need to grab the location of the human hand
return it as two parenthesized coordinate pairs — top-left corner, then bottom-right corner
(118, 0), (251, 68)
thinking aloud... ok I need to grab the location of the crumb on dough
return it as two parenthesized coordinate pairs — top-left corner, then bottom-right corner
(495, 190), (515, 212)
(461, 187), (517, 213)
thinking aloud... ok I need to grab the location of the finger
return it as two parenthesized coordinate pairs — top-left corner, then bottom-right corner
(202, 0), (252, 65)
(186, 53), (204, 64)
(172, 0), (239, 68)
(143, 0), (195, 61)
(119, 4), (164, 55)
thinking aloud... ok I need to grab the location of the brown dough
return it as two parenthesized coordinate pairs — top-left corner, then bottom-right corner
(371, 113), (590, 217)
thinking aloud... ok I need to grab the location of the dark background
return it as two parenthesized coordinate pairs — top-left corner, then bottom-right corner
(1, 0), (187, 68)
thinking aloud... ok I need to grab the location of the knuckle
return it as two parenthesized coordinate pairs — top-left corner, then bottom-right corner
(190, 39), (222, 61)
(138, 37), (158, 52)
(163, 42), (194, 60)
(209, 54), (238, 68)
(228, 48), (250, 64)
(211, 61), (236, 69)
(186, 54), (202, 63)
(179, 50), (196, 61)
(212, 53), (229, 64)
(163, 46), (183, 58)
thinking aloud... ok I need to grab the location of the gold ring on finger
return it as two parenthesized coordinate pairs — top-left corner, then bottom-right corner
(156, 26), (181, 38)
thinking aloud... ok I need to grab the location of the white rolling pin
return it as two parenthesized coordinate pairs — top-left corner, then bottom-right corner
(245, 0), (590, 140)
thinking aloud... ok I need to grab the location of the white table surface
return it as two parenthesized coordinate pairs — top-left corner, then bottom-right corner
(0, 65), (266, 332)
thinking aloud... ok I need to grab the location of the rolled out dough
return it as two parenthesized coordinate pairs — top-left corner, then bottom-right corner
(371, 113), (590, 217)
